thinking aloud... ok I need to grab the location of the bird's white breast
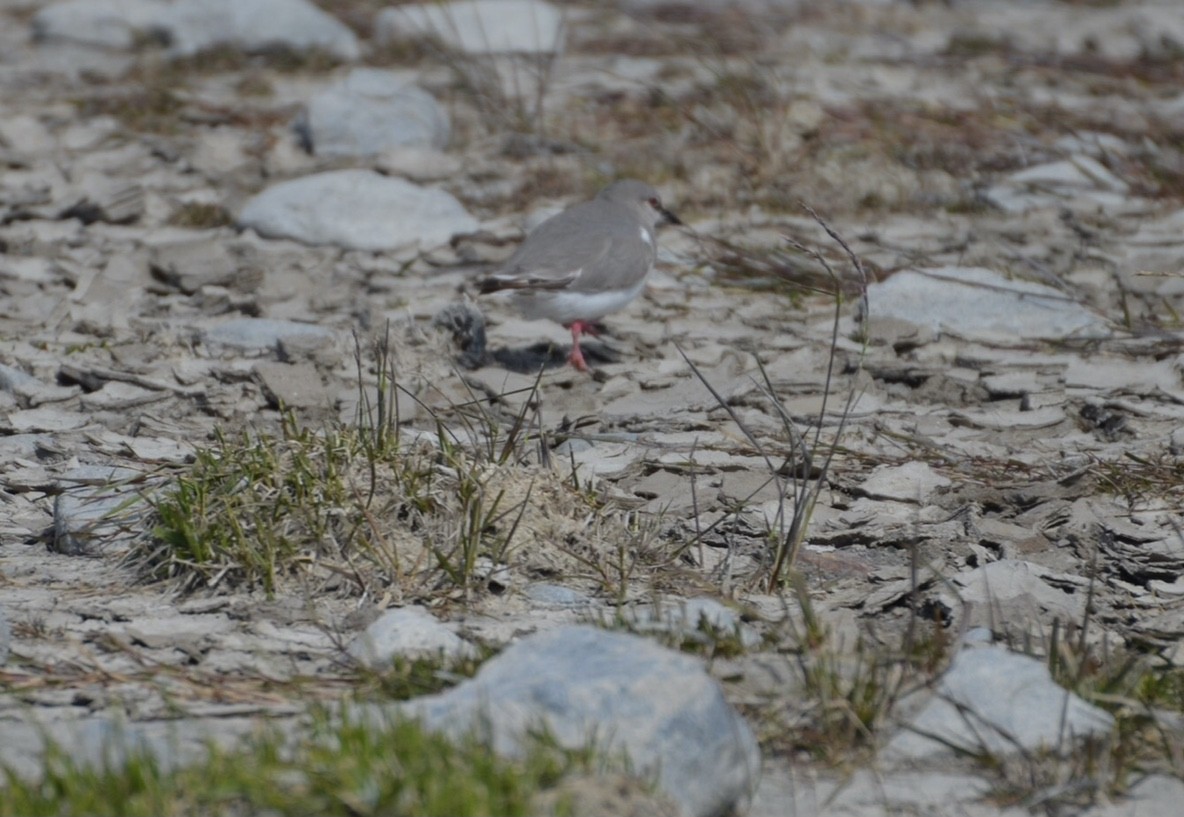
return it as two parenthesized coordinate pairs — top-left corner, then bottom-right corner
(512, 276), (648, 324)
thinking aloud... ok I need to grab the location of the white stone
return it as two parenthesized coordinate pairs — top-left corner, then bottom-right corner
(238, 170), (479, 252)
(347, 607), (476, 666)
(857, 461), (951, 503)
(865, 266), (1110, 341)
(886, 645), (1114, 759)
(300, 69), (449, 157)
(159, 0), (360, 61)
(31, 0), (163, 50)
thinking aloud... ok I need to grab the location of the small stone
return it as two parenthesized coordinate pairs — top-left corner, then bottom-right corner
(347, 607), (476, 666)
(298, 69), (450, 158)
(150, 239), (262, 295)
(3, 407), (89, 434)
(524, 583), (592, 608)
(202, 318), (335, 354)
(52, 465), (147, 555)
(80, 381), (169, 411)
(856, 461), (951, 503)
(253, 361), (332, 409)
(60, 175), (144, 224)
(374, 147), (463, 183)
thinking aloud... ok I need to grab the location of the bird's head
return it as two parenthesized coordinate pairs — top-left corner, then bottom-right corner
(600, 179), (682, 228)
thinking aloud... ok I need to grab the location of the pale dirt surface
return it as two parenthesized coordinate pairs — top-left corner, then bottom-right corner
(2, 0), (1184, 814)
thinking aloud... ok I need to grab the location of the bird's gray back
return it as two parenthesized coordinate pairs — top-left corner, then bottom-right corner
(500, 198), (655, 293)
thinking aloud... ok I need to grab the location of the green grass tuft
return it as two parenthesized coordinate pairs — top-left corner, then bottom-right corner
(1, 710), (584, 817)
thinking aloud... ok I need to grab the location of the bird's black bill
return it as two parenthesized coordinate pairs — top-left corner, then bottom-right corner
(659, 207), (682, 226)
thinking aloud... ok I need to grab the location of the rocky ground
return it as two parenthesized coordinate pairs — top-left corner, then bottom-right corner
(2, 0), (1184, 815)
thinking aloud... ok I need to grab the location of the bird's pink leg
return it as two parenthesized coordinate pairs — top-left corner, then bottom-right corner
(566, 321), (590, 371)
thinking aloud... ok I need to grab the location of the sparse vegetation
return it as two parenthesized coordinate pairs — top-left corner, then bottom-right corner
(166, 202), (233, 229)
(0, 711), (587, 817)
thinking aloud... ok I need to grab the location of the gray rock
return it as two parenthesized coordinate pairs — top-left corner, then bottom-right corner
(1008, 156), (1129, 194)
(523, 583), (592, 608)
(985, 155), (1133, 214)
(150, 239), (262, 294)
(80, 381), (169, 412)
(253, 361), (332, 410)
(886, 645), (1114, 760)
(2, 407), (89, 434)
(52, 465), (147, 555)
(60, 175), (144, 224)
(299, 69), (450, 158)
(31, 0), (162, 50)
(952, 560), (1088, 628)
(855, 461), (951, 504)
(238, 170), (479, 252)
(123, 613), (234, 651)
(399, 625), (760, 817)
(202, 318), (335, 353)
(865, 266), (1110, 342)
(374, 147), (463, 183)
(347, 607), (477, 667)
(158, 0), (360, 60)
(376, 0), (566, 55)
(0, 362), (39, 392)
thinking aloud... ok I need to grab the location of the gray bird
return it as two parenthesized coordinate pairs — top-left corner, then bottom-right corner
(477, 179), (681, 371)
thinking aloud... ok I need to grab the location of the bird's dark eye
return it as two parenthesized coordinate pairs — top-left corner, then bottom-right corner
(648, 196), (661, 208)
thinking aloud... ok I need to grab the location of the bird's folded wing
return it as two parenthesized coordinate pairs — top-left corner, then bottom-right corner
(478, 235), (613, 294)
(477, 268), (580, 294)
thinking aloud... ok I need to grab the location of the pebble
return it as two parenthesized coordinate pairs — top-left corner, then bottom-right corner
(201, 318), (336, 353)
(347, 607), (478, 667)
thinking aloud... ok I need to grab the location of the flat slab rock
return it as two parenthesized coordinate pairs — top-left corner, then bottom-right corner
(33, 0), (360, 60)
(237, 170), (479, 252)
(855, 460), (951, 503)
(886, 644), (1114, 760)
(866, 266), (1110, 342)
(388, 625), (761, 817)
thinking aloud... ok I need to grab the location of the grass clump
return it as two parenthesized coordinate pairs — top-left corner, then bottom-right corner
(137, 412), (531, 598)
(136, 332), (599, 600)
(0, 710), (584, 817)
(166, 202), (233, 228)
(751, 579), (950, 765)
